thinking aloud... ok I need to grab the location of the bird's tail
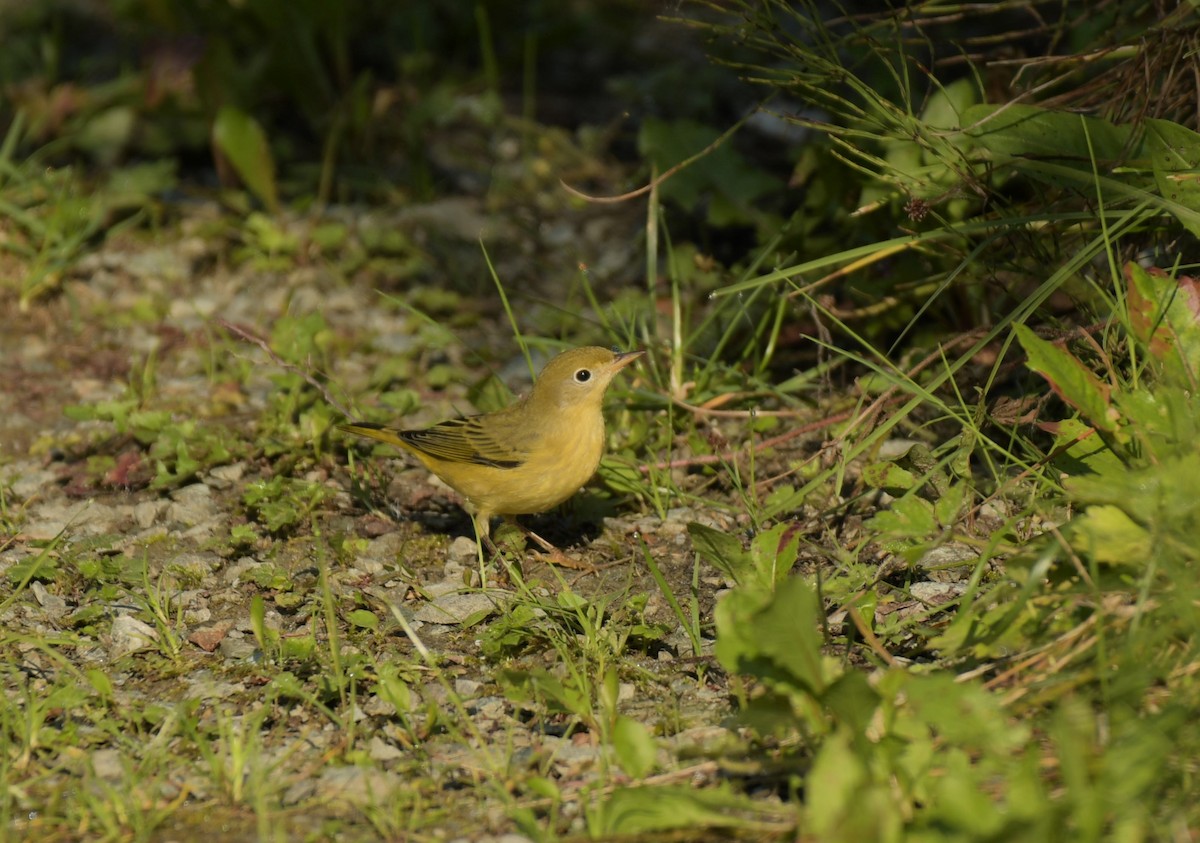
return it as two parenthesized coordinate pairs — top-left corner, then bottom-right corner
(338, 422), (408, 450)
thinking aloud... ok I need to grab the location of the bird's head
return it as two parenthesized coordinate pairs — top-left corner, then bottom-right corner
(529, 346), (644, 412)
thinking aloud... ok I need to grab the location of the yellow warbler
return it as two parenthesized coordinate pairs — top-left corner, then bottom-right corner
(340, 346), (643, 552)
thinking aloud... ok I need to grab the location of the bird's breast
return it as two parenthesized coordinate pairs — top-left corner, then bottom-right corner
(461, 408), (605, 517)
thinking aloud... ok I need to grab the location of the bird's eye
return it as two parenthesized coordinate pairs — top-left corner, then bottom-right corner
(574, 368), (592, 383)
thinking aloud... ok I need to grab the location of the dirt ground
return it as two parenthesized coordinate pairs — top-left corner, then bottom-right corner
(0, 197), (784, 840)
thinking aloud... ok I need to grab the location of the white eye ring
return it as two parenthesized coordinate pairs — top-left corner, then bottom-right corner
(574, 368), (592, 383)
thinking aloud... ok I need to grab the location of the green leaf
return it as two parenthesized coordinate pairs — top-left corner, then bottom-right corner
(806, 729), (899, 840)
(866, 495), (936, 543)
(243, 211), (298, 255)
(76, 106), (136, 166)
(748, 522), (801, 589)
(1046, 417), (1124, 478)
(85, 668), (114, 702)
(249, 594), (277, 651)
(921, 77), (979, 134)
(346, 609), (379, 630)
(6, 553), (58, 584)
(903, 673), (1030, 756)
(524, 776), (559, 801)
(871, 77), (980, 202)
(212, 106), (279, 212)
(280, 635), (315, 659)
(821, 671), (880, 736)
(1065, 452), (1200, 555)
(1145, 119), (1200, 239)
(963, 104), (1132, 163)
(589, 784), (787, 836)
(268, 671), (305, 700)
(612, 715), (657, 779)
(715, 575), (827, 696)
(375, 665), (413, 713)
(933, 481), (966, 526)
(1068, 505), (1150, 567)
(927, 749), (1007, 834)
(499, 668), (590, 719)
(862, 460), (917, 492)
(688, 522), (748, 583)
(1014, 323), (1117, 432)
(637, 118), (777, 228)
(1125, 262), (1200, 380)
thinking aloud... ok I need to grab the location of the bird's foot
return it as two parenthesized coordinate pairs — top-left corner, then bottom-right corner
(501, 520), (597, 572)
(533, 547), (597, 573)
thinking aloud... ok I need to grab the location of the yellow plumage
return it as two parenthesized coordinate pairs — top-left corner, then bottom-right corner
(340, 346), (642, 546)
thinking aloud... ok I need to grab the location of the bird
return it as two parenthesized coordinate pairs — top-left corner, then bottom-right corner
(339, 346), (644, 561)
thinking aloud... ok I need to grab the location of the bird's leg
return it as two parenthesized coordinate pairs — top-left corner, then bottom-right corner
(472, 513), (527, 585)
(515, 522), (556, 554)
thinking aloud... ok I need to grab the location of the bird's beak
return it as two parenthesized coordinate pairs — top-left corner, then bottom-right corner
(612, 350), (645, 370)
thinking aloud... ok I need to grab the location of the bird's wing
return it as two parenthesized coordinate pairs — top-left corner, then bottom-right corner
(398, 416), (527, 469)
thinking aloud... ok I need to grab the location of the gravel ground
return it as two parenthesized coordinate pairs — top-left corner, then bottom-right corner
(0, 198), (767, 840)
(0, 195), (981, 839)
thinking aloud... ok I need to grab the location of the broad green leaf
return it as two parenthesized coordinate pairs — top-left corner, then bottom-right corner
(212, 106), (278, 211)
(1145, 119), (1200, 238)
(805, 728), (866, 831)
(612, 715), (657, 779)
(1068, 505), (1150, 566)
(921, 77), (979, 133)
(1113, 387), (1200, 463)
(862, 460), (917, 492)
(76, 105), (136, 166)
(280, 635), (314, 659)
(863, 78), (980, 205)
(821, 671), (880, 736)
(748, 522), (801, 589)
(806, 728), (901, 840)
(268, 671), (305, 700)
(589, 784), (787, 836)
(1126, 262), (1200, 379)
(928, 749), (1007, 834)
(688, 521), (747, 583)
(963, 103), (1133, 163)
(638, 118), (778, 227)
(1066, 451), (1200, 533)
(903, 673), (1029, 756)
(346, 609), (379, 630)
(5, 552), (59, 584)
(374, 667), (413, 713)
(499, 668), (589, 718)
(866, 495), (936, 544)
(715, 575), (827, 696)
(85, 668), (114, 701)
(524, 776), (559, 801)
(933, 481), (967, 526)
(1045, 417), (1123, 478)
(249, 594), (277, 650)
(1015, 323), (1118, 432)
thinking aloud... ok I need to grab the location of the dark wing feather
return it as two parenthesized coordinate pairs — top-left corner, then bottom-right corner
(398, 417), (526, 469)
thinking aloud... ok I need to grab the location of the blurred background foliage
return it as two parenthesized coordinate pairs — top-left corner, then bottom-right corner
(3, 0), (1192, 315)
(1, 0), (739, 200)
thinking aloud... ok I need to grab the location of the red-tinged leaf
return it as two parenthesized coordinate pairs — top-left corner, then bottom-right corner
(1014, 324), (1118, 432)
(1126, 263), (1200, 377)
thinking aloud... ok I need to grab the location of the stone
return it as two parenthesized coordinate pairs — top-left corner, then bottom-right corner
(413, 591), (501, 625)
(109, 615), (159, 659)
(167, 483), (218, 526)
